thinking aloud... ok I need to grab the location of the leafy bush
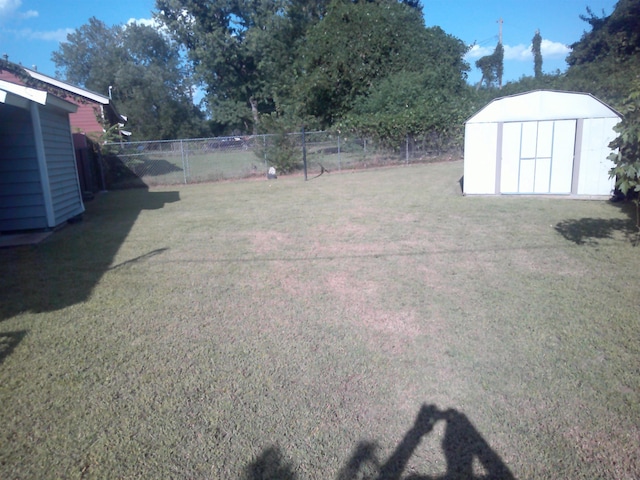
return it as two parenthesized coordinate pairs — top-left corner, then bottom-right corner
(609, 82), (640, 227)
(263, 133), (301, 174)
(255, 113), (304, 175)
(344, 69), (474, 153)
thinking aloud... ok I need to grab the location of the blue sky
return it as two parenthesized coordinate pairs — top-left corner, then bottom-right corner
(1, 0), (619, 90)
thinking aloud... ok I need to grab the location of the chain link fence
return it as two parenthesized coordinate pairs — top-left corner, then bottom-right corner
(102, 131), (459, 188)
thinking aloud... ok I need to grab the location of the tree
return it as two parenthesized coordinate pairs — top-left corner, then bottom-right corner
(608, 82), (640, 228)
(346, 69), (474, 152)
(156, 0), (429, 133)
(475, 42), (503, 89)
(156, 0), (305, 134)
(245, 0), (331, 130)
(565, 0), (640, 105)
(296, 0), (444, 126)
(52, 17), (205, 140)
(532, 29), (542, 78)
(344, 26), (472, 150)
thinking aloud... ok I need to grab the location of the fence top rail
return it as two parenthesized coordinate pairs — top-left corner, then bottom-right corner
(104, 131), (330, 148)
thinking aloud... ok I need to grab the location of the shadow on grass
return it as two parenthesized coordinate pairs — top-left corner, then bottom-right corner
(0, 187), (180, 322)
(135, 158), (184, 177)
(555, 201), (639, 246)
(242, 446), (297, 480)
(0, 330), (27, 365)
(103, 155), (184, 188)
(245, 404), (514, 480)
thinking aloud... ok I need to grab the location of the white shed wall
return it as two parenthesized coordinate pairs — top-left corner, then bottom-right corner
(576, 117), (618, 195)
(463, 122), (497, 194)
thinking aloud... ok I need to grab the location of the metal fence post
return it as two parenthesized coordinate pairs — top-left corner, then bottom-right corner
(180, 139), (187, 184)
(406, 135), (409, 164)
(338, 134), (342, 171)
(302, 127), (307, 181)
(263, 134), (267, 169)
(186, 140), (191, 183)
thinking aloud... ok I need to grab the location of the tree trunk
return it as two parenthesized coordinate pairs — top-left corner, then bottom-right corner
(249, 96), (259, 135)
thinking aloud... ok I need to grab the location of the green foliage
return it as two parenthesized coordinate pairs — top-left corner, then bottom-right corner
(91, 124), (122, 153)
(256, 114), (302, 174)
(475, 42), (504, 89)
(52, 17), (206, 141)
(497, 73), (566, 98)
(156, 0), (302, 134)
(263, 133), (301, 174)
(156, 0), (471, 147)
(532, 30), (543, 78)
(564, 0), (640, 106)
(297, 0), (435, 125)
(608, 83), (640, 227)
(344, 67), (474, 151)
(298, 1), (470, 151)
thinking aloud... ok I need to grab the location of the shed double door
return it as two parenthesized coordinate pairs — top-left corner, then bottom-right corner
(500, 120), (576, 194)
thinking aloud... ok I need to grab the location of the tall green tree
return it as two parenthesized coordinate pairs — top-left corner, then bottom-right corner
(156, 0), (310, 134)
(344, 24), (471, 149)
(608, 82), (640, 227)
(296, 0), (439, 126)
(475, 42), (503, 89)
(52, 17), (205, 140)
(155, 0), (433, 134)
(565, 0), (640, 105)
(532, 29), (542, 78)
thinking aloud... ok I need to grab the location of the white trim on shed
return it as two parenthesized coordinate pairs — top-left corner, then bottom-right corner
(463, 90), (621, 196)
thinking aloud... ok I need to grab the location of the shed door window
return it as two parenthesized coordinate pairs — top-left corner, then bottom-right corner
(501, 120), (576, 194)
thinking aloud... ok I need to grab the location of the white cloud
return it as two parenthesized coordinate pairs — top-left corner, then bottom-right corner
(0, 0), (20, 17)
(504, 44), (532, 61)
(127, 17), (160, 28)
(126, 16), (171, 35)
(13, 27), (72, 42)
(465, 39), (570, 62)
(29, 28), (73, 42)
(0, 0), (37, 21)
(541, 39), (571, 59)
(465, 44), (493, 60)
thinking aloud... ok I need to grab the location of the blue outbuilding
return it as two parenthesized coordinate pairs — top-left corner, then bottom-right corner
(0, 79), (84, 233)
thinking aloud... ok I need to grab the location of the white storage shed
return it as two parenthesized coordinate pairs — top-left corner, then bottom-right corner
(463, 90), (621, 196)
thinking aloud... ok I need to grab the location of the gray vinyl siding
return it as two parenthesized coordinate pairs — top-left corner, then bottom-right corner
(38, 106), (84, 224)
(0, 104), (47, 231)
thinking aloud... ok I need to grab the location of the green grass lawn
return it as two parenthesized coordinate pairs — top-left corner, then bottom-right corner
(1, 160), (638, 479)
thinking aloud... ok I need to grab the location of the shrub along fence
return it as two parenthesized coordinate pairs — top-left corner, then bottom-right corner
(102, 131), (459, 187)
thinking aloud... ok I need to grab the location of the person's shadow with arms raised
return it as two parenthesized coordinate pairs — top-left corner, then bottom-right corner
(338, 403), (515, 480)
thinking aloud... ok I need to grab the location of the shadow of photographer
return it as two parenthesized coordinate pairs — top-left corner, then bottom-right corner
(244, 404), (515, 480)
